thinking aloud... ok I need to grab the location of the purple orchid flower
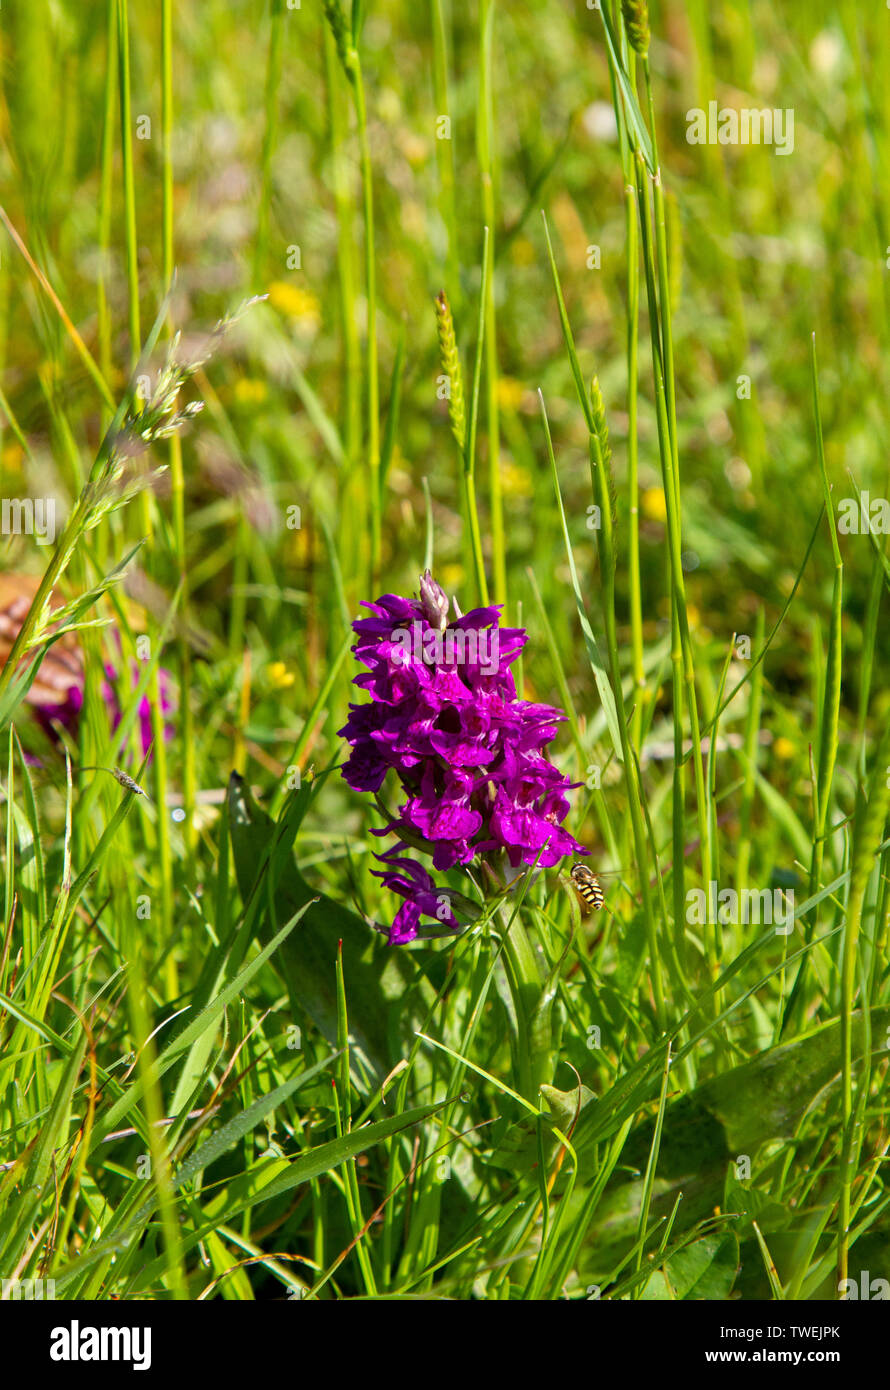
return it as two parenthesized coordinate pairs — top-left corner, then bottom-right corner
(371, 849), (459, 944)
(339, 571), (586, 944)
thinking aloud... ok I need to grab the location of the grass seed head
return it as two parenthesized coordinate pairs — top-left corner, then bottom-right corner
(435, 290), (467, 452)
(621, 0), (650, 57)
(323, 0), (354, 77)
(589, 375), (612, 472)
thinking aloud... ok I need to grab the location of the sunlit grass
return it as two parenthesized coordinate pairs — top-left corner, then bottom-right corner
(1, 0), (889, 1302)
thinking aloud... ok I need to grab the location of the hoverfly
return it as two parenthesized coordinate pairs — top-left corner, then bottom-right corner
(569, 862), (605, 912)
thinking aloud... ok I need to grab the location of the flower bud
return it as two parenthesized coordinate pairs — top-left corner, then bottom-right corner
(419, 569), (450, 631)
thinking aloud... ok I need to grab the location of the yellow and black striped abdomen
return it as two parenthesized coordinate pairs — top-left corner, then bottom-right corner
(569, 863), (605, 911)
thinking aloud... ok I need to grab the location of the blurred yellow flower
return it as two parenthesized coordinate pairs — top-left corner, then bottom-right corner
(268, 281), (321, 325)
(641, 486), (667, 521)
(1, 441), (23, 472)
(496, 377), (525, 412)
(439, 563), (464, 592)
(774, 736), (795, 760)
(510, 236), (536, 267)
(267, 660), (295, 690)
(500, 458), (532, 498)
(233, 378), (269, 406)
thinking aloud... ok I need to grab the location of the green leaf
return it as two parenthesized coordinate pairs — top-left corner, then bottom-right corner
(643, 1233), (740, 1300)
(227, 772), (415, 1090)
(80, 1049), (342, 1280)
(585, 1008), (890, 1273)
(694, 1008), (890, 1152)
(540, 1081), (597, 1133)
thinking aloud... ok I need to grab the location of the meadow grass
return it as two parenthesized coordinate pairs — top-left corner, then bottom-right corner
(1, 0), (890, 1302)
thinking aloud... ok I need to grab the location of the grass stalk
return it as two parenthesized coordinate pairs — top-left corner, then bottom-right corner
(348, 50), (380, 583)
(254, 0), (285, 287)
(478, 0), (505, 606)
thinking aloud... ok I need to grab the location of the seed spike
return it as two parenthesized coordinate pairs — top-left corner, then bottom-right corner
(621, 0), (650, 58)
(435, 290), (467, 452)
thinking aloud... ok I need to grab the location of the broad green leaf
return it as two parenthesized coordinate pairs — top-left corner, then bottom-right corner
(228, 771), (416, 1090)
(585, 1008), (890, 1275)
(642, 1233), (740, 1301)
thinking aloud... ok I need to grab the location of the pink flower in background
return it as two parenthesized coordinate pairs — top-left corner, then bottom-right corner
(101, 662), (175, 756)
(31, 659), (174, 757)
(0, 577), (174, 757)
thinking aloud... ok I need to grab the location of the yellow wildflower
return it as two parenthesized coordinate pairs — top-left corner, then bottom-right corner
(641, 486), (667, 522)
(233, 378), (269, 406)
(1, 441), (23, 472)
(500, 458), (532, 498)
(268, 281), (321, 325)
(267, 660), (295, 690)
(496, 377), (525, 413)
(439, 563), (464, 592)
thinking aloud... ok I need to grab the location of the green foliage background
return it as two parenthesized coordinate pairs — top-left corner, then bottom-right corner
(1, 0), (889, 1301)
